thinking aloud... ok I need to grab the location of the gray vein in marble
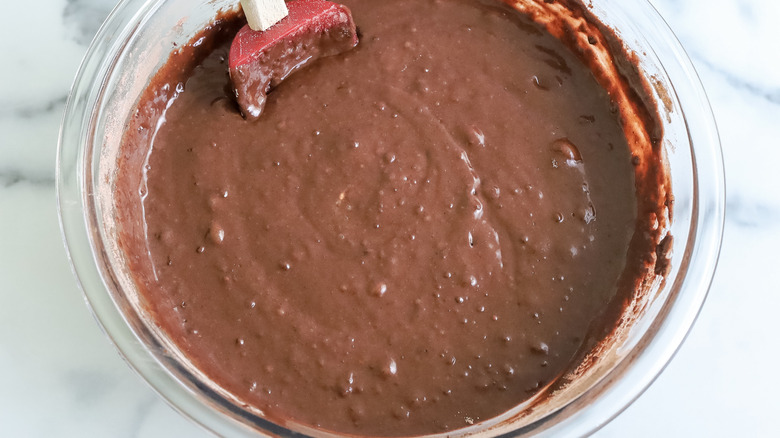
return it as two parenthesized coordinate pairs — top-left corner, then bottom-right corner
(692, 55), (780, 106)
(0, 170), (56, 188)
(0, 95), (68, 118)
(127, 394), (161, 438)
(64, 0), (114, 46)
(65, 369), (117, 406)
(727, 195), (780, 228)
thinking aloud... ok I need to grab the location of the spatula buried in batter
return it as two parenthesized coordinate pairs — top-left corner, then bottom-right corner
(230, 0), (359, 120)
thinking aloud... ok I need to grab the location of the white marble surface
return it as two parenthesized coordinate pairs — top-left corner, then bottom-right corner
(1, 0), (778, 436)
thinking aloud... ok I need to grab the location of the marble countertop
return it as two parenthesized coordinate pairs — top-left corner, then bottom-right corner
(1, 0), (778, 436)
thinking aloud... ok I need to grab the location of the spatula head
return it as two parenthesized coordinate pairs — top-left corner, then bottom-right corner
(229, 0), (359, 120)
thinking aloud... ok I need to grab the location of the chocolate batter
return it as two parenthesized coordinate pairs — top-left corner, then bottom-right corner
(115, 0), (667, 435)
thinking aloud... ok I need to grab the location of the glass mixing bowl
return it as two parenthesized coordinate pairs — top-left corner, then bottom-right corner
(57, 0), (724, 436)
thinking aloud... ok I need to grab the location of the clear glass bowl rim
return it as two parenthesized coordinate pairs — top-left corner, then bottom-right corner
(56, 0), (725, 436)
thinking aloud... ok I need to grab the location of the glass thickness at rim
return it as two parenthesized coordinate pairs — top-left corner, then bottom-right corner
(56, 0), (724, 436)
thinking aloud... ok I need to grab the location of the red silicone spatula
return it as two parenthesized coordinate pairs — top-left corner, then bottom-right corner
(230, 0), (359, 120)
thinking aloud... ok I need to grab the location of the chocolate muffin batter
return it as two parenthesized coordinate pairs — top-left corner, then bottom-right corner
(115, 0), (667, 435)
